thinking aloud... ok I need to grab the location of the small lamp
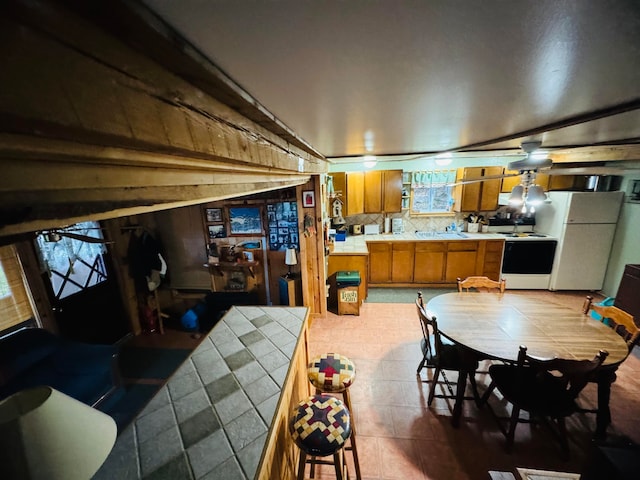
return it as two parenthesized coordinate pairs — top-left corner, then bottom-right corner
(285, 248), (297, 277)
(0, 386), (117, 480)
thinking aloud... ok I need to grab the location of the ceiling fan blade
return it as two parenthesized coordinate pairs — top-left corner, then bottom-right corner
(56, 231), (113, 244)
(546, 166), (640, 176)
(447, 172), (521, 186)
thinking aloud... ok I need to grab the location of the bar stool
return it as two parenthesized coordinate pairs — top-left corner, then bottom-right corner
(307, 353), (361, 480)
(290, 394), (352, 480)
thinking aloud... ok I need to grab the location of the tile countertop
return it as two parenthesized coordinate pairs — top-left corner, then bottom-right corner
(94, 306), (309, 480)
(330, 231), (557, 254)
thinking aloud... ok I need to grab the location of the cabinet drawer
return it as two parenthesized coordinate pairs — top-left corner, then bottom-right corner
(447, 241), (479, 251)
(415, 242), (446, 252)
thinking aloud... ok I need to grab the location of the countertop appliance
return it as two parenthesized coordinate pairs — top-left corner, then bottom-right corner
(392, 218), (404, 234)
(349, 224), (363, 235)
(364, 224), (380, 235)
(534, 191), (624, 290)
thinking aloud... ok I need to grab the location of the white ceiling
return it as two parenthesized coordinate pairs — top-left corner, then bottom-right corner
(143, 0), (640, 162)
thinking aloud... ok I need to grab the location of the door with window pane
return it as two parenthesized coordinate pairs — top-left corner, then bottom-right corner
(36, 222), (129, 344)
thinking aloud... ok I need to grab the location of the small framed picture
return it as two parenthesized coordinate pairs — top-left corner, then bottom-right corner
(205, 208), (223, 223)
(302, 190), (315, 208)
(242, 251), (254, 262)
(208, 224), (226, 238)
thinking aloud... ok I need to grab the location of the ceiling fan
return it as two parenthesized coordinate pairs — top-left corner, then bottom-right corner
(451, 140), (640, 186)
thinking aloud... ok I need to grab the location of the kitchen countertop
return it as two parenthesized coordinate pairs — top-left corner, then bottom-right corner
(94, 306), (309, 480)
(330, 230), (556, 255)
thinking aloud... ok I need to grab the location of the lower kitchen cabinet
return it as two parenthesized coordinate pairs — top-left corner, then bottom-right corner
(368, 242), (393, 284)
(391, 242), (415, 283)
(481, 240), (504, 280)
(445, 241), (479, 282)
(368, 239), (504, 286)
(414, 242), (446, 283)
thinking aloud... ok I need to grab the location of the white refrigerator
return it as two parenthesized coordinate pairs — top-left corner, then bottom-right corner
(535, 191), (624, 291)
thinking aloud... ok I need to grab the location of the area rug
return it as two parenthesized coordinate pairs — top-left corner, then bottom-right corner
(118, 346), (191, 379)
(366, 287), (457, 304)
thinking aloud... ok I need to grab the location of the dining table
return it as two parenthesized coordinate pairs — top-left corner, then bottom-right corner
(426, 292), (629, 436)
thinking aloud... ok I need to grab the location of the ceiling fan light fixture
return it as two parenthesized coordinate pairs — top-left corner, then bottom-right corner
(363, 155), (377, 168)
(508, 185), (524, 205)
(526, 184), (547, 205)
(434, 152), (453, 166)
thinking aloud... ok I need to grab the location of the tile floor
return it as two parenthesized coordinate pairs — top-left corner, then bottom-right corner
(307, 290), (640, 480)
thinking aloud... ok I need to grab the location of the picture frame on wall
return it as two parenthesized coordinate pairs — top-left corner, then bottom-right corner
(302, 190), (315, 208)
(208, 224), (226, 238)
(229, 207), (263, 235)
(205, 208), (223, 223)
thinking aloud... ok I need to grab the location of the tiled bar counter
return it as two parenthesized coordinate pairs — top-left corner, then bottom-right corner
(94, 306), (311, 480)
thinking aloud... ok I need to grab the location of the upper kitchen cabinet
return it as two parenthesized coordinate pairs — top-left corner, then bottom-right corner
(501, 170), (550, 193)
(332, 172), (364, 216)
(454, 167), (502, 212)
(501, 170), (587, 193)
(332, 170), (402, 215)
(383, 170), (403, 212)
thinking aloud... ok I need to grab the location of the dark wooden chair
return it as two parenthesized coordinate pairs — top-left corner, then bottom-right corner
(579, 296), (639, 432)
(457, 276), (506, 293)
(483, 345), (608, 457)
(416, 292), (479, 406)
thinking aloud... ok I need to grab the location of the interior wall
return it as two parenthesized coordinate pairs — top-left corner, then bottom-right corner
(602, 172), (640, 297)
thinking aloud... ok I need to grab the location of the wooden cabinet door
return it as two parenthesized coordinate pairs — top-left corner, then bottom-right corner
(391, 242), (415, 283)
(502, 170), (550, 193)
(457, 167), (502, 212)
(364, 170), (383, 213)
(368, 242), (392, 283)
(548, 175), (577, 191)
(481, 240), (504, 281)
(445, 241), (479, 282)
(459, 168), (483, 211)
(382, 170), (403, 213)
(414, 242), (446, 282)
(346, 172), (365, 215)
(478, 167), (502, 211)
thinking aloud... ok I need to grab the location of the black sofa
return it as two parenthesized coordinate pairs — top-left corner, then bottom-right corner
(0, 328), (121, 408)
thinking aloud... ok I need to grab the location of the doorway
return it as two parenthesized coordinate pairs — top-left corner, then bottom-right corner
(36, 221), (130, 344)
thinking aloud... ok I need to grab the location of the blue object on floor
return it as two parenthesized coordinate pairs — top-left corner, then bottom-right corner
(591, 297), (615, 326)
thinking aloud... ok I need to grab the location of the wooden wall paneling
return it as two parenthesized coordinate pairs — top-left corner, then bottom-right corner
(13, 241), (56, 332)
(297, 178), (326, 316)
(0, 3), (328, 238)
(256, 310), (311, 480)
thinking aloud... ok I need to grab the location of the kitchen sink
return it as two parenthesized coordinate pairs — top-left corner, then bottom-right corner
(415, 231), (468, 239)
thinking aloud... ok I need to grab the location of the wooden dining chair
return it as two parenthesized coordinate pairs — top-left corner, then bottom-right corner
(484, 345), (608, 457)
(583, 296), (640, 349)
(457, 276), (506, 293)
(415, 292), (480, 406)
(578, 296), (639, 431)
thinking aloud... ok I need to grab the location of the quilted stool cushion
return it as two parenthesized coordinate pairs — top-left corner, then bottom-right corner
(308, 353), (355, 393)
(290, 394), (352, 457)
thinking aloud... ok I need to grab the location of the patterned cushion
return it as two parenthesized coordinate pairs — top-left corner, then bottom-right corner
(290, 394), (352, 456)
(308, 353), (356, 392)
